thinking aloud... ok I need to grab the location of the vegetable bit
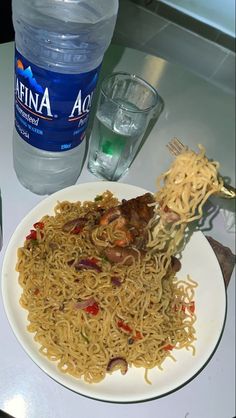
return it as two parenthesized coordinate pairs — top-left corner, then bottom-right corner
(163, 344), (175, 351)
(84, 302), (99, 316)
(117, 320), (132, 334)
(107, 357), (128, 375)
(74, 297), (100, 316)
(111, 276), (122, 286)
(74, 258), (102, 272)
(94, 195), (103, 202)
(81, 331), (89, 343)
(174, 301), (195, 314)
(26, 230), (38, 240)
(26, 222), (44, 240)
(33, 222), (44, 230)
(117, 320), (143, 342)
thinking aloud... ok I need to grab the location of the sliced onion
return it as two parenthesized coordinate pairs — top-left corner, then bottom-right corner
(48, 242), (58, 250)
(74, 297), (96, 310)
(62, 217), (87, 232)
(107, 357), (128, 375)
(74, 259), (102, 272)
(111, 276), (122, 286)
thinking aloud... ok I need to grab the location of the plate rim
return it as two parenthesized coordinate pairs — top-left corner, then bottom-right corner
(1, 182), (227, 403)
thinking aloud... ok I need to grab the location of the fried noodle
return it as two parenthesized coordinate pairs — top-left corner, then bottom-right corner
(16, 145), (223, 383)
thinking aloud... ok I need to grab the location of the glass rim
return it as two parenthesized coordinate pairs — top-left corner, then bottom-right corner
(100, 71), (159, 113)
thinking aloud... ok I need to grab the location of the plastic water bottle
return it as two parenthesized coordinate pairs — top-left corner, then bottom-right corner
(12, 0), (119, 195)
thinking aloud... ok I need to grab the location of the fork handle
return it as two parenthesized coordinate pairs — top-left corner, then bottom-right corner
(218, 184), (236, 199)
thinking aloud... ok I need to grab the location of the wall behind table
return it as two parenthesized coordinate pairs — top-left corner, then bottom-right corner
(113, 0), (235, 93)
(161, 0), (235, 37)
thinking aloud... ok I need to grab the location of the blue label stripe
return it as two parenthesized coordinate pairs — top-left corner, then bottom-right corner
(15, 48), (101, 152)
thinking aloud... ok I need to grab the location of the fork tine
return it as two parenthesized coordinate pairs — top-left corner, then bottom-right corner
(172, 138), (186, 153)
(166, 143), (179, 156)
(166, 137), (187, 156)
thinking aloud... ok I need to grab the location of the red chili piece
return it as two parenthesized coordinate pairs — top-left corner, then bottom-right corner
(188, 301), (195, 314)
(33, 222), (44, 230)
(174, 301), (195, 314)
(117, 320), (132, 334)
(26, 222), (44, 240)
(26, 230), (37, 240)
(163, 344), (175, 351)
(133, 331), (143, 340)
(84, 302), (99, 316)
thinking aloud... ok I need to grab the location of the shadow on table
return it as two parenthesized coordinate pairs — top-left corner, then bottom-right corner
(178, 192), (235, 262)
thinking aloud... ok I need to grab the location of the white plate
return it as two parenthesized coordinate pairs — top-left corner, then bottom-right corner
(1, 182), (227, 402)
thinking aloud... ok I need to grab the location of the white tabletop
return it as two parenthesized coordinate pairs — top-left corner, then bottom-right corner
(0, 41), (235, 418)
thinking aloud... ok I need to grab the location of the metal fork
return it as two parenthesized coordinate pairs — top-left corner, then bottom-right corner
(167, 138), (236, 199)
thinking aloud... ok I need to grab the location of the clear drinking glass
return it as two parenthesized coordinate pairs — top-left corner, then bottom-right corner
(87, 72), (160, 181)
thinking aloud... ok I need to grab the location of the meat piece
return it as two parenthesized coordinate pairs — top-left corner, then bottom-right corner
(99, 193), (155, 249)
(100, 207), (121, 225)
(120, 193), (155, 230)
(104, 246), (140, 265)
